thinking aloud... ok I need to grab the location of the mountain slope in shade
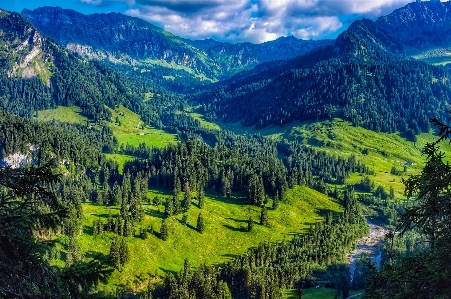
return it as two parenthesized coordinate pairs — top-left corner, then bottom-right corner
(22, 6), (333, 87)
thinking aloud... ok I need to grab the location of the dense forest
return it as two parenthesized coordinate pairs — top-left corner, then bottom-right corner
(196, 53), (451, 136)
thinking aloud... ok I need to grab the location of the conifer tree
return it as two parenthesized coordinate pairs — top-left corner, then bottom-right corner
(197, 213), (205, 233)
(272, 190), (279, 210)
(248, 217), (254, 232)
(119, 238), (130, 266)
(173, 194), (181, 215)
(183, 182), (191, 212)
(160, 219), (169, 241)
(109, 237), (120, 269)
(198, 188), (205, 209)
(164, 197), (174, 218)
(260, 206), (268, 226)
(112, 182), (122, 206)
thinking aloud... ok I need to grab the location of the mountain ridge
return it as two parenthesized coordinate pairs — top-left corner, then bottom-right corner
(21, 6), (333, 88)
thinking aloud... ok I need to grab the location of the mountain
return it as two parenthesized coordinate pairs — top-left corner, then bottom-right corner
(21, 6), (332, 90)
(376, 1), (451, 54)
(0, 9), (145, 121)
(193, 1), (451, 135)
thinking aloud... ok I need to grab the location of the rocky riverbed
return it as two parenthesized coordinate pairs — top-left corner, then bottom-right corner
(348, 218), (388, 281)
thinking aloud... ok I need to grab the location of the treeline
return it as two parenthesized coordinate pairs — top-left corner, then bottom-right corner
(0, 111), (117, 169)
(122, 136), (368, 205)
(149, 190), (368, 299)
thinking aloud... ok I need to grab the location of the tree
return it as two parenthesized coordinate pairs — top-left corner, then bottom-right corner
(198, 188), (205, 209)
(247, 217), (254, 232)
(164, 197), (174, 218)
(0, 164), (112, 298)
(197, 213), (205, 233)
(119, 238), (130, 266)
(173, 194), (181, 215)
(109, 237), (120, 269)
(160, 219), (169, 241)
(273, 190), (280, 210)
(260, 206), (268, 226)
(183, 182), (191, 212)
(365, 118), (451, 298)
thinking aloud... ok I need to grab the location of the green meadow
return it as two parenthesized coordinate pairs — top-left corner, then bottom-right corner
(106, 105), (177, 148)
(78, 186), (342, 292)
(36, 106), (88, 124)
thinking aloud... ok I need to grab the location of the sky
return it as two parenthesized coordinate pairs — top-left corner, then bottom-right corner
(2, 0), (415, 43)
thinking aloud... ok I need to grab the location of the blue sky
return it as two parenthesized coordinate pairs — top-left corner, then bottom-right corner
(3, 0), (414, 43)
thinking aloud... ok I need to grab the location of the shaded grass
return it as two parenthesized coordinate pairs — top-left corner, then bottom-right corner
(78, 186), (342, 292)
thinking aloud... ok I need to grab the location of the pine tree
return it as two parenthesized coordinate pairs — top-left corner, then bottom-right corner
(197, 213), (205, 233)
(164, 197), (174, 218)
(112, 182), (122, 205)
(198, 188), (205, 209)
(140, 228), (148, 240)
(93, 220), (99, 236)
(109, 237), (120, 269)
(183, 182), (191, 212)
(173, 194), (181, 215)
(119, 238), (130, 266)
(160, 219), (169, 241)
(260, 206), (268, 226)
(273, 190), (279, 210)
(247, 217), (254, 232)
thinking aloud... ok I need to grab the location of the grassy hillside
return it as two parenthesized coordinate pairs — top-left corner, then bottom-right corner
(79, 186), (342, 292)
(106, 105), (177, 148)
(36, 106), (88, 124)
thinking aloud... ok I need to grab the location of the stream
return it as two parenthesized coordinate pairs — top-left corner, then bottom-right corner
(347, 218), (388, 282)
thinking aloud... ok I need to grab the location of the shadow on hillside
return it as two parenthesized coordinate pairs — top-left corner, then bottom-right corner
(176, 218), (198, 231)
(315, 208), (336, 218)
(146, 208), (165, 219)
(159, 267), (177, 275)
(223, 224), (246, 232)
(222, 253), (239, 259)
(226, 217), (247, 223)
(90, 213), (110, 219)
(83, 225), (93, 235)
(85, 251), (109, 263)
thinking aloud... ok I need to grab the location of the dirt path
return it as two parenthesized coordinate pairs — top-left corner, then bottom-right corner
(347, 218), (388, 282)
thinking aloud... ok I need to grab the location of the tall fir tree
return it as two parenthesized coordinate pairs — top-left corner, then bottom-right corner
(109, 237), (120, 269)
(160, 219), (169, 241)
(119, 238), (130, 266)
(197, 213), (205, 233)
(260, 206), (268, 226)
(183, 182), (191, 212)
(198, 188), (205, 209)
(164, 197), (174, 218)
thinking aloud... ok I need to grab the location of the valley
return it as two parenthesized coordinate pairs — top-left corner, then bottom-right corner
(2, 1), (451, 298)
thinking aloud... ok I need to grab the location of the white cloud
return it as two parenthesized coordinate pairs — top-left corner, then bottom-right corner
(114, 0), (414, 42)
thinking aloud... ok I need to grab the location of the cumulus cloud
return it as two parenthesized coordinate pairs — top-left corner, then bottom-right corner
(89, 0), (414, 42)
(80, 0), (135, 7)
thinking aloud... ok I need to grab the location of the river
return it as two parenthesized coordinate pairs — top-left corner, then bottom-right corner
(347, 218), (388, 282)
